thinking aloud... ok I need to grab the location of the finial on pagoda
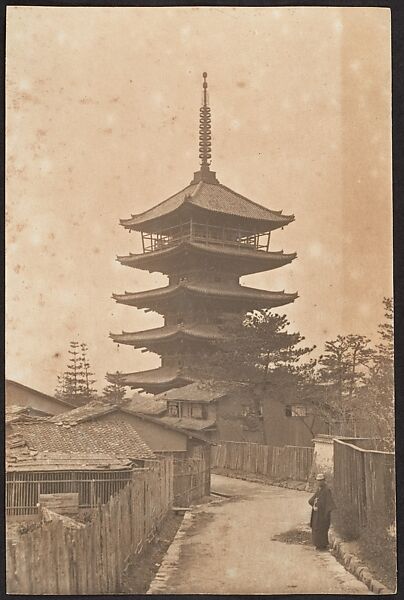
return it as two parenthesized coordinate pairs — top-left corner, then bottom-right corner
(191, 72), (219, 185)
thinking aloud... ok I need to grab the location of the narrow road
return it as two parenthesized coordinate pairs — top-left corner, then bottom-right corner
(157, 475), (371, 595)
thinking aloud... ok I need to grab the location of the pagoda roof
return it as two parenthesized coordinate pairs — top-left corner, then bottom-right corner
(117, 242), (297, 275)
(113, 282), (298, 311)
(110, 324), (229, 348)
(107, 367), (192, 393)
(120, 181), (294, 232)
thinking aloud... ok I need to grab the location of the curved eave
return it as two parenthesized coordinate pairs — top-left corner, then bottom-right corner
(107, 368), (192, 393)
(112, 285), (298, 310)
(120, 211), (294, 234)
(117, 243), (297, 274)
(110, 326), (229, 348)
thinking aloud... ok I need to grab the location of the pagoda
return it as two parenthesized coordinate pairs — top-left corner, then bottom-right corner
(109, 73), (297, 394)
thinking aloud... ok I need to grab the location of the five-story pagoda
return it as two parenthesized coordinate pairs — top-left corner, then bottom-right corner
(109, 73), (297, 394)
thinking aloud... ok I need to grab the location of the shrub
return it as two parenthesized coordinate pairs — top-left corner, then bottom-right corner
(332, 488), (360, 541)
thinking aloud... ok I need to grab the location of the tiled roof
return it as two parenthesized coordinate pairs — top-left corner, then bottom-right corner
(120, 181), (294, 230)
(7, 413), (155, 462)
(6, 449), (133, 472)
(110, 323), (228, 347)
(124, 411), (212, 443)
(123, 394), (167, 416)
(109, 367), (192, 390)
(158, 415), (217, 431)
(113, 282), (298, 309)
(118, 242), (296, 275)
(155, 381), (246, 403)
(48, 400), (116, 425)
(6, 405), (50, 424)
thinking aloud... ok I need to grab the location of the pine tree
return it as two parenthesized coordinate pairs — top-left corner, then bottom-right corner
(102, 372), (127, 405)
(179, 309), (316, 443)
(361, 297), (394, 449)
(80, 343), (97, 401)
(316, 334), (372, 434)
(54, 340), (97, 406)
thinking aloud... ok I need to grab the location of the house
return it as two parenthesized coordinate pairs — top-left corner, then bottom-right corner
(154, 381), (266, 443)
(6, 379), (74, 415)
(154, 380), (328, 447)
(46, 400), (212, 504)
(7, 405), (155, 463)
(6, 403), (156, 517)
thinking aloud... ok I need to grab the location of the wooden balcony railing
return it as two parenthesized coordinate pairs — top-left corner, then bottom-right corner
(141, 221), (271, 254)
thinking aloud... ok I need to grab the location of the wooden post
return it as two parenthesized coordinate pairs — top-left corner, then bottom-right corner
(90, 480), (95, 508)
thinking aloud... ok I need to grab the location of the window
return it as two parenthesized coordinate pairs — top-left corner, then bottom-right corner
(168, 402), (179, 417)
(191, 404), (204, 419)
(285, 404), (308, 417)
(181, 403), (191, 417)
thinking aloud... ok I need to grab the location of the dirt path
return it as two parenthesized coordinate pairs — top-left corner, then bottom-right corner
(152, 475), (371, 595)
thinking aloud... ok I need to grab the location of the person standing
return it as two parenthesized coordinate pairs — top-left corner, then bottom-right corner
(308, 473), (336, 550)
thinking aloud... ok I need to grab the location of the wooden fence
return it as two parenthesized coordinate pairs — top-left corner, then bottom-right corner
(6, 458), (173, 594)
(333, 438), (395, 531)
(6, 469), (134, 516)
(173, 445), (211, 507)
(211, 442), (313, 482)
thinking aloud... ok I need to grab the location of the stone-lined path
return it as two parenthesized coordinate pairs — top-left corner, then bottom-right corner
(148, 474), (371, 595)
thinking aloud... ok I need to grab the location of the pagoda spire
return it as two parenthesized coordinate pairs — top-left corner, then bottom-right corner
(191, 72), (218, 185)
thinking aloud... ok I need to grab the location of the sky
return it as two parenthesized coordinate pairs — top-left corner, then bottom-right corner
(6, 6), (392, 395)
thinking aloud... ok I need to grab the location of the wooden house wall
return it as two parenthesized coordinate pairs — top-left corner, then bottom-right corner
(6, 381), (71, 416)
(215, 390), (327, 447)
(216, 393), (265, 444)
(261, 394), (327, 447)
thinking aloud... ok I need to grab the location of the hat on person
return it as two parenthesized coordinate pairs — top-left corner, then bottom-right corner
(316, 473), (326, 481)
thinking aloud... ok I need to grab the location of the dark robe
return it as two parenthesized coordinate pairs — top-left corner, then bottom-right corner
(308, 485), (336, 549)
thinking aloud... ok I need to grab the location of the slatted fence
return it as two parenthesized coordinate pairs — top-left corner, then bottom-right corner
(211, 441), (313, 482)
(6, 458), (174, 594)
(6, 469), (134, 516)
(333, 438), (395, 531)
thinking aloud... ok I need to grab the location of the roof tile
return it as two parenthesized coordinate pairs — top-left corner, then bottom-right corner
(121, 181), (293, 229)
(7, 413), (155, 463)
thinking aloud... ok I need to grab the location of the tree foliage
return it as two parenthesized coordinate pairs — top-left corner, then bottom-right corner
(360, 298), (394, 449)
(184, 309), (315, 386)
(55, 341), (97, 406)
(102, 372), (127, 405)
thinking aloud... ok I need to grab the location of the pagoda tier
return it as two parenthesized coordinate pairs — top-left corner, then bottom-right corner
(110, 323), (230, 354)
(117, 241), (297, 276)
(109, 367), (192, 394)
(109, 73), (298, 395)
(120, 180), (294, 234)
(112, 282), (298, 314)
